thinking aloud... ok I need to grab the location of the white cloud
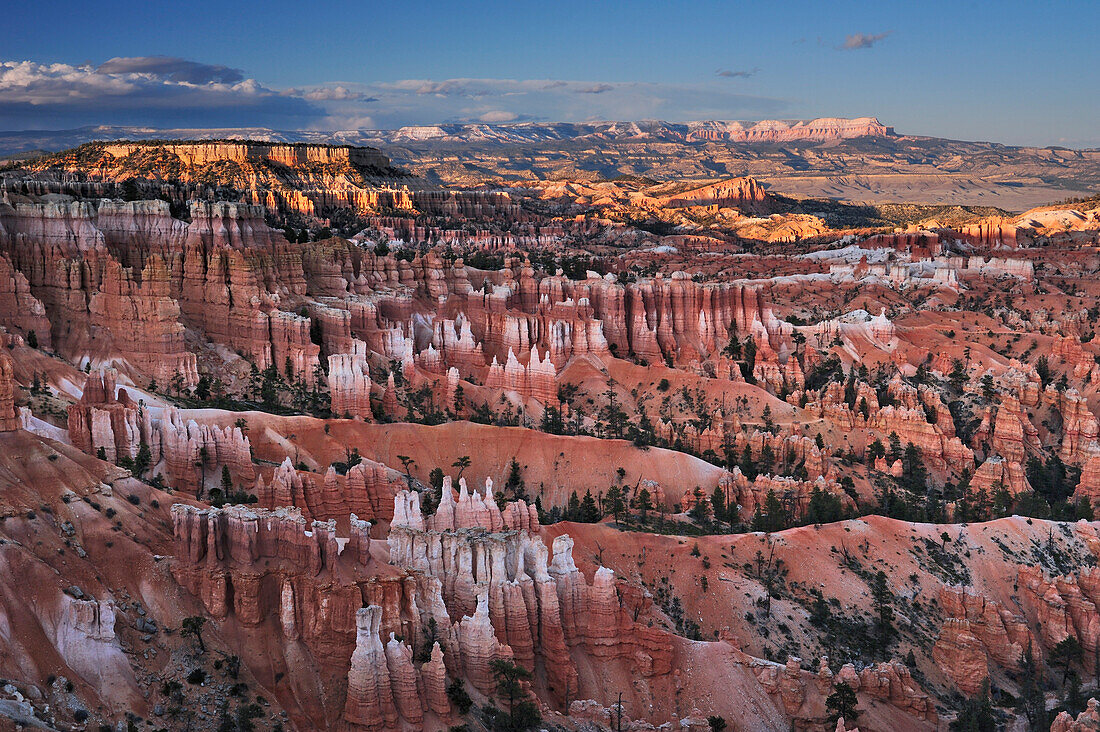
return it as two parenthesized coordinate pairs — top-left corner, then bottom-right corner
(0, 58), (791, 131)
(840, 31), (893, 50)
(477, 110), (519, 123)
(294, 86), (377, 102)
(0, 58), (319, 128)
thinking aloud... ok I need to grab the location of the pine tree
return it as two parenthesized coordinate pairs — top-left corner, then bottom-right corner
(806, 485), (843, 524)
(867, 438), (885, 462)
(711, 485), (728, 528)
(134, 441), (152, 477)
(504, 458), (527, 502)
(604, 485), (626, 524)
(635, 487), (653, 524)
(825, 681), (859, 727)
(194, 374), (211, 401)
(752, 489), (788, 532)
(452, 455), (471, 478)
(580, 490), (601, 523)
(871, 570), (895, 653)
(180, 616), (208, 653)
(950, 680), (996, 731)
(759, 443), (774, 474)
(1016, 643), (1047, 730)
(991, 481), (1014, 518)
(488, 659), (540, 730)
(888, 431), (903, 462)
(739, 444), (757, 480)
(566, 491), (581, 521)
(901, 442), (927, 492)
(1052, 636), (1084, 687)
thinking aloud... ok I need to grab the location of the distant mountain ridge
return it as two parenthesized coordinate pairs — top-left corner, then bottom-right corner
(381, 117), (894, 144)
(0, 117), (892, 158)
(3, 118), (1097, 209)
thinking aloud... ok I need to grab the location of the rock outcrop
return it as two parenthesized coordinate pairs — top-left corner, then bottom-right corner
(970, 456), (1030, 497)
(254, 456), (402, 523)
(933, 585), (1035, 695)
(160, 407), (254, 495)
(0, 351), (17, 432)
(342, 605), (399, 730)
(1051, 698), (1100, 732)
(328, 352), (374, 419)
(0, 255), (51, 348)
(67, 369), (157, 464)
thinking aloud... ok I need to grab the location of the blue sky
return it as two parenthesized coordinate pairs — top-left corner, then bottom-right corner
(2, 0), (1097, 146)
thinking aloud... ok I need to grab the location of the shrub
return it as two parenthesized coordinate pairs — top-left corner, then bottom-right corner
(447, 678), (473, 714)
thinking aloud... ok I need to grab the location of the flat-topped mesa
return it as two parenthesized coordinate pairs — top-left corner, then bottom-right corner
(684, 116), (893, 143)
(386, 117), (893, 144)
(0, 351), (18, 432)
(101, 141), (390, 170)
